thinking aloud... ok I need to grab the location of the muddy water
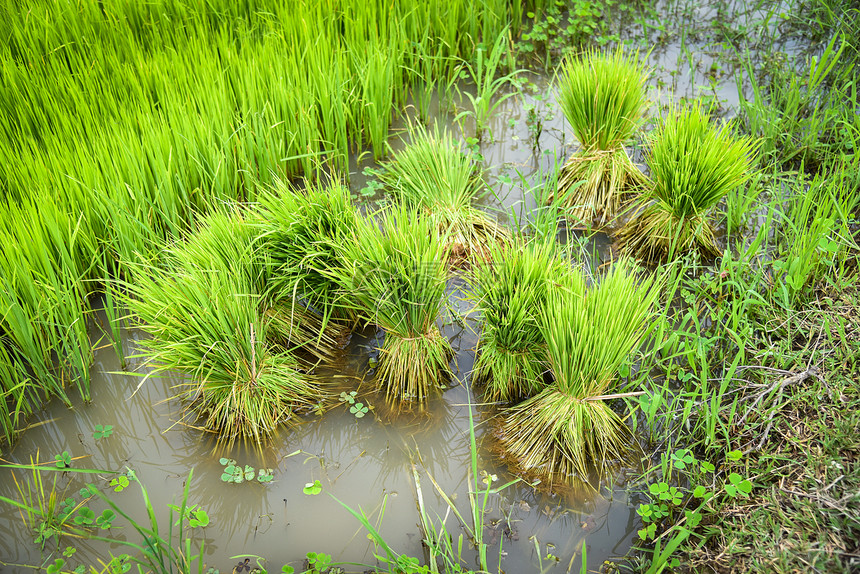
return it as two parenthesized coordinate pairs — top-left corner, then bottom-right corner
(0, 302), (639, 573)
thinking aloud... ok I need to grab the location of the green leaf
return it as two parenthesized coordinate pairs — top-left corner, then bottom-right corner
(96, 509), (116, 529)
(685, 509), (702, 528)
(110, 475), (130, 492)
(693, 485), (707, 498)
(46, 559), (65, 574)
(190, 509), (210, 528)
(303, 480), (322, 495)
(93, 424), (114, 440)
(74, 506), (95, 525)
(257, 468), (274, 483)
(54, 451), (72, 468)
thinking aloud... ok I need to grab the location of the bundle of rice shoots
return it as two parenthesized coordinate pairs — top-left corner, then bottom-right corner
(127, 211), (323, 445)
(553, 48), (649, 223)
(332, 205), (453, 408)
(468, 237), (573, 402)
(497, 258), (659, 483)
(617, 105), (759, 262)
(380, 125), (508, 262)
(259, 180), (359, 357)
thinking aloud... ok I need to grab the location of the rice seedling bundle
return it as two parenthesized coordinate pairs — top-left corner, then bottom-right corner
(259, 180), (359, 358)
(617, 105), (759, 262)
(468, 238), (572, 402)
(553, 48), (649, 223)
(380, 125), (508, 262)
(260, 180), (359, 318)
(331, 206), (453, 408)
(497, 258), (659, 483)
(127, 211), (323, 444)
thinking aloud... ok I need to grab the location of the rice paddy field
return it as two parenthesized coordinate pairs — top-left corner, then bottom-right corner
(1, 0), (858, 573)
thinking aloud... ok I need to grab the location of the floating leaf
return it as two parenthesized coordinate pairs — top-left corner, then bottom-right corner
(74, 506), (95, 525)
(54, 451), (72, 468)
(110, 476), (130, 492)
(349, 402), (369, 418)
(96, 509), (116, 529)
(257, 468), (274, 483)
(189, 509), (210, 528)
(93, 424), (114, 440)
(303, 480), (322, 495)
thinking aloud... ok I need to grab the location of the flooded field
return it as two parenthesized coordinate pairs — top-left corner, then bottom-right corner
(2, 0), (854, 573)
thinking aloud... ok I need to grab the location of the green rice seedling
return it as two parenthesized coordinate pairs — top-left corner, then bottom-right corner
(380, 125), (509, 263)
(617, 105), (759, 262)
(127, 210), (323, 444)
(454, 27), (523, 140)
(552, 48), (649, 223)
(467, 237), (573, 402)
(331, 206), (453, 409)
(497, 258), (659, 483)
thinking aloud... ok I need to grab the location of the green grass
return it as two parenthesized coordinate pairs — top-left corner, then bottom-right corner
(552, 48), (650, 223)
(467, 237), (573, 402)
(617, 104), (759, 262)
(497, 258), (660, 484)
(380, 124), (509, 263)
(329, 205), (453, 409)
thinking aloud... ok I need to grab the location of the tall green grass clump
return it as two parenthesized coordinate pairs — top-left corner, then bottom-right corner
(468, 238), (572, 402)
(552, 48), (649, 223)
(127, 210), (323, 445)
(496, 259), (659, 484)
(380, 126), (508, 263)
(618, 105), (759, 262)
(331, 206), (453, 409)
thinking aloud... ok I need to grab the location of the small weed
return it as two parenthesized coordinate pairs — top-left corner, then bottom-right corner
(168, 504), (210, 528)
(303, 480), (322, 496)
(73, 506), (95, 526)
(54, 451), (72, 469)
(93, 424), (114, 440)
(110, 475), (130, 492)
(95, 509), (117, 529)
(349, 402), (369, 418)
(305, 551), (332, 573)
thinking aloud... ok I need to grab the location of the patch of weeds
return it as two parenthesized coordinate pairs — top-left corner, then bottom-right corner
(304, 551), (332, 573)
(219, 458), (274, 485)
(357, 167), (384, 199)
(338, 390), (372, 418)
